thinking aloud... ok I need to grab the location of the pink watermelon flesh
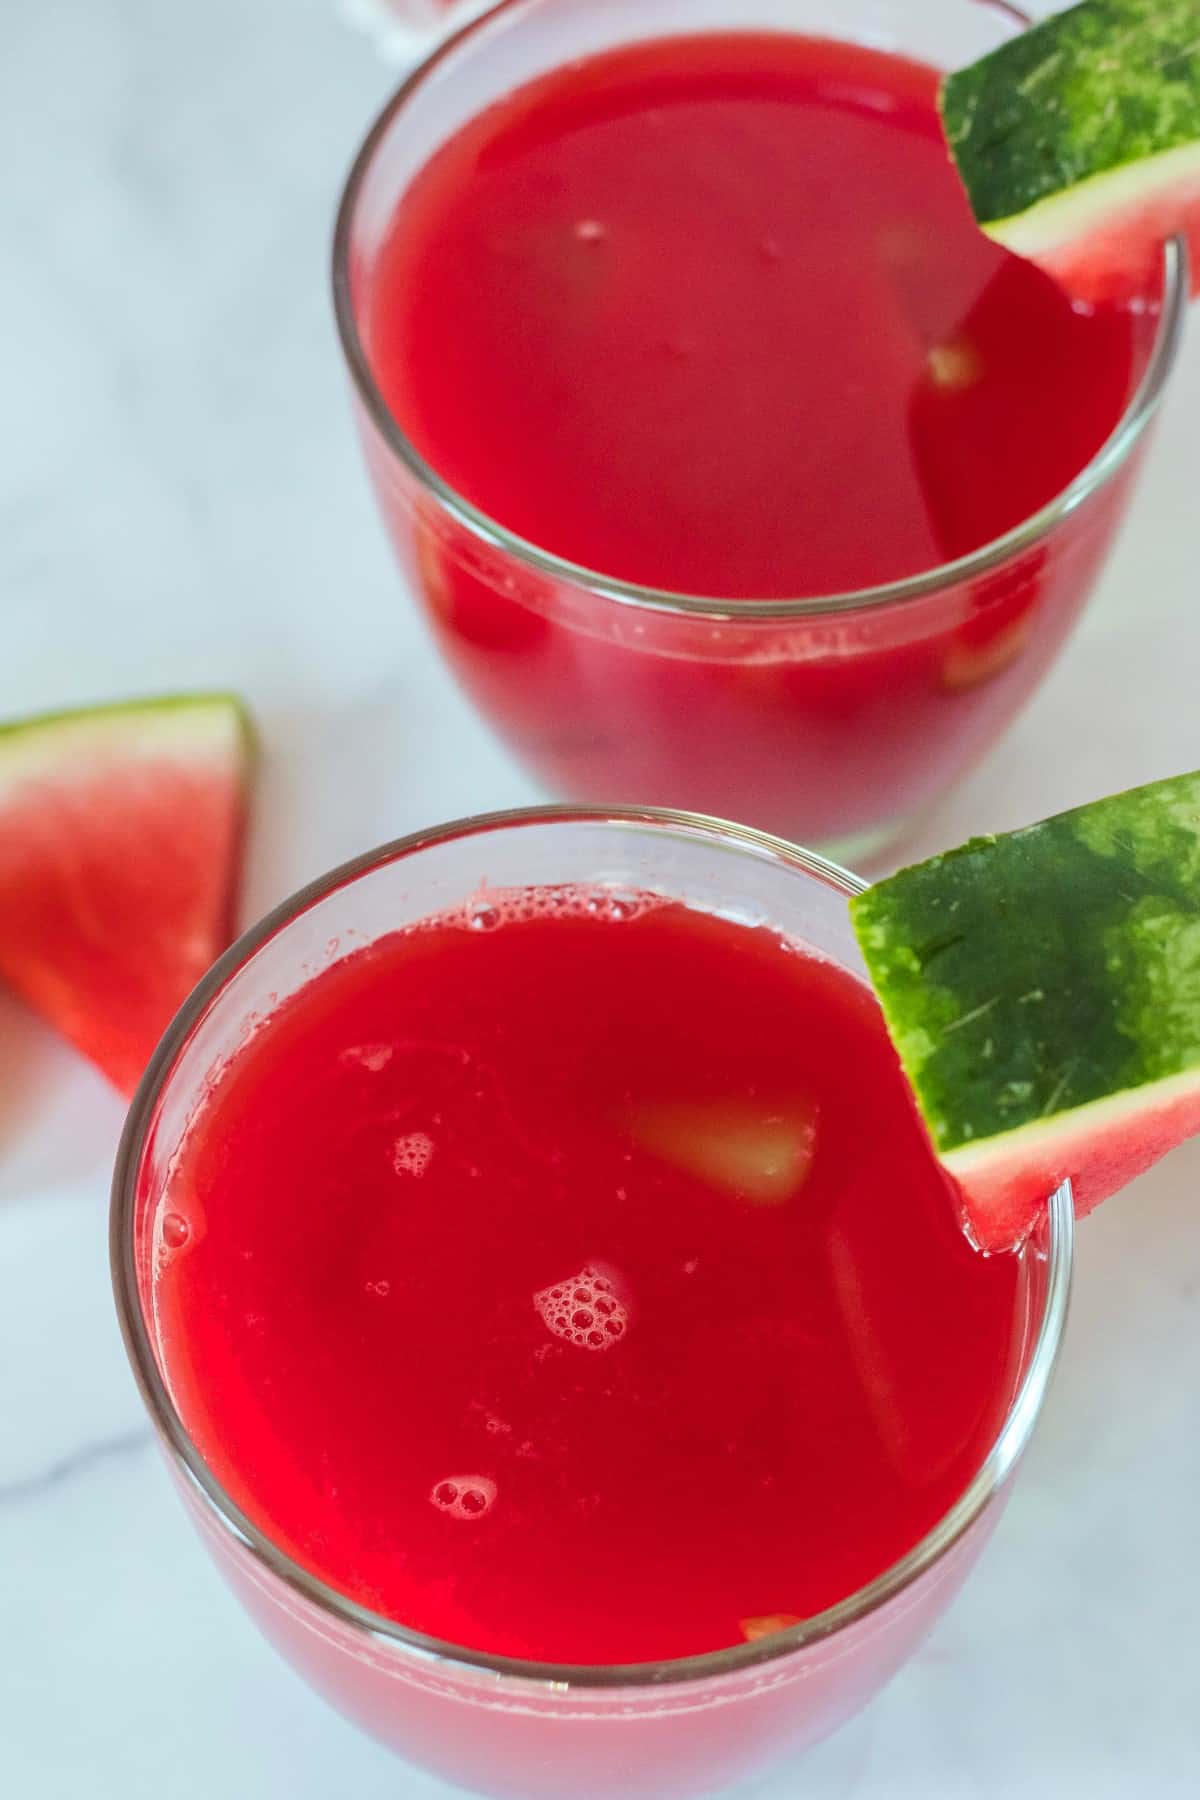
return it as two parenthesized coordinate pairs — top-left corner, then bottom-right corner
(944, 1074), (1200, 1253)
(0, 696), (252, 1094)
(1011, 193), (1199, 307)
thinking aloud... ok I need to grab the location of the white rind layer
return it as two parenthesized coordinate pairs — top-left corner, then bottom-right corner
(0, 697), (248, 799)
(986, 139), (1200, 259)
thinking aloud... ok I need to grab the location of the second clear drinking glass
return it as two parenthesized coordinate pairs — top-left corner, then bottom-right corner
(333, 0), (1185, 866)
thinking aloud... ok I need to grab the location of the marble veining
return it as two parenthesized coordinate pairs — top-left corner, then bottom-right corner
(0, 1428), (152, 1511)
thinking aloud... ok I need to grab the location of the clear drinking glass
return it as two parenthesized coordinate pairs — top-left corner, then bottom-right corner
(332, 0), (1186, 869)
(112, 807), (1073, 1800)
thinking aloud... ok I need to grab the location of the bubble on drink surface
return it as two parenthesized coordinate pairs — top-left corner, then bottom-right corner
(393, 1132), (434, 1178)
(533, 1265), (629, 1351)
(574, 219), (607, 244)
(340, 1043), (394, 1073)
(154, 1200), (208, 1272)
(429, 1475), (497, 1521)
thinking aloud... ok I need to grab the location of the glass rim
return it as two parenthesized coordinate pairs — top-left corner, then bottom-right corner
(330, 0), (1188, 624)
(111, 804), (1075, 1692)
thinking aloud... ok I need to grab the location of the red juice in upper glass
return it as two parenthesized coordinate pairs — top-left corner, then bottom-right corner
(371, 34), (1135, 596)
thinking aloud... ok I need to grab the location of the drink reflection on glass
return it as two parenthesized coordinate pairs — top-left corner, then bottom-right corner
(333, 0), (1184, 865)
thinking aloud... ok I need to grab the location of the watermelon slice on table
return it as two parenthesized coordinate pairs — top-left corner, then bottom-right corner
(941, 0), (1200, 304)
(850, 772), (1200, 1252)
(0, 694), (253, 1095)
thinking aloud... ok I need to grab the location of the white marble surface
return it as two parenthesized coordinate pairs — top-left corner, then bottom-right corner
(2, 2), (1199, 1795)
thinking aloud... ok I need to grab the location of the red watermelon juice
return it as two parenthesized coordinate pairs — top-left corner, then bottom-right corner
(348, 26), (1158, 856)
(152, 890), (1024, 1670)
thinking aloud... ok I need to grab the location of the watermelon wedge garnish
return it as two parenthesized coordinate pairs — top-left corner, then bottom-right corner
(941, 0), (1200, 303)
(0, 694), (253, 1095)
(850, 772), (1200, 1252)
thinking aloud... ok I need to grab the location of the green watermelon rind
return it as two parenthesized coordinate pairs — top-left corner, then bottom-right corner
(849, 771), (1200, 1157)
(940, 0), (1200, 236)
(0, 693), (255, 791)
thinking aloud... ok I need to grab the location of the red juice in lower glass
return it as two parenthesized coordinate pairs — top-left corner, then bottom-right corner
(350, 27), (1159, 854)
(153, 890), (1022, 1667)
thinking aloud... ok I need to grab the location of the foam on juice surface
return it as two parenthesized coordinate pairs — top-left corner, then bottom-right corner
(393, 1131), (435, 1177)
(533, 1265), (630, 1351)
(421, 882), (668, 936)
